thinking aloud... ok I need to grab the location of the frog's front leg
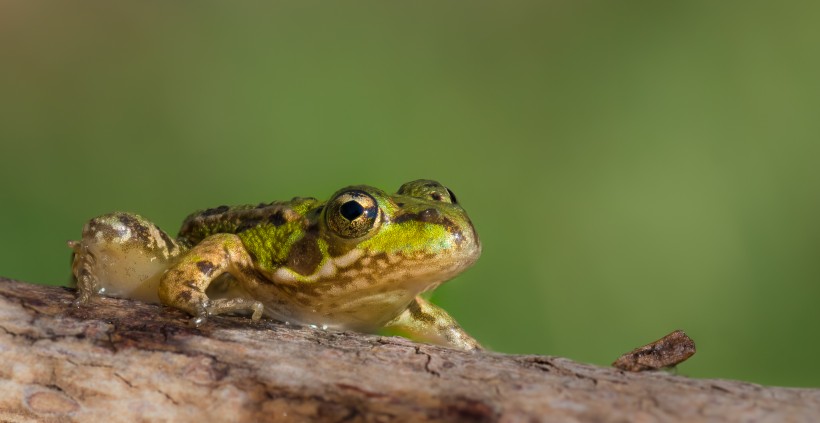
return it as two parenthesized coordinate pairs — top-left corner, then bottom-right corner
(158, 233), (263, 325)
(384, 297), (482, 351)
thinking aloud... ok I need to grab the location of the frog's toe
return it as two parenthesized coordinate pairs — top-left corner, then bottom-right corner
(189, 301), (210, 327)
(205, 298), (265, 321)
(71, 293), (91, 308)
(71, 273), (97, 307)
(69, 239), (100, 305)
(67, 240), (81, 251)
(250, 302), (264, 321)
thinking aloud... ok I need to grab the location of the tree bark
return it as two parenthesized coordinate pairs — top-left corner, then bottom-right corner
(0, 278), (817, 423)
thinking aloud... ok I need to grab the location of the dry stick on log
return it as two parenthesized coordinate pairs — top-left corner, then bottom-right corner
(0, 278), (818, 423)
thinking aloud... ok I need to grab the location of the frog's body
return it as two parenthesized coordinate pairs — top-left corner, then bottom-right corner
(70, 180), (482, 350)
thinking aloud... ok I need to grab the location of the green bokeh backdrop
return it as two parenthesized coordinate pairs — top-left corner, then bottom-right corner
(2, 1), (818, 387)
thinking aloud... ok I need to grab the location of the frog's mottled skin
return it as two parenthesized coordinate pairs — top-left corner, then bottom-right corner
(70, 180), (482, 350)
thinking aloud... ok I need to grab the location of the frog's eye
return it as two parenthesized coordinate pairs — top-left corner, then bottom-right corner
(429, 187), (458, 204)
(326, 190), (380, 238)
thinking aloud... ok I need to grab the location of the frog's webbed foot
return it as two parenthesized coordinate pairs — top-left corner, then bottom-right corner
(190, 298), (265, 326)
(384, 296), (483, 351)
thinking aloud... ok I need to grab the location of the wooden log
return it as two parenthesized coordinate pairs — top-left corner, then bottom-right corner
(0, 278), (817, 422)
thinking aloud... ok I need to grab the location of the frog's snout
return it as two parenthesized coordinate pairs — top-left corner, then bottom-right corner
(449, 217), (481, 264)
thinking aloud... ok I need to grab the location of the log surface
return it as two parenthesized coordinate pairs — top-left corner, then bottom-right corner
(0, 278), (817, 422)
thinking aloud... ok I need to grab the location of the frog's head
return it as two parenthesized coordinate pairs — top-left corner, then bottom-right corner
(321, 180), (481, 296)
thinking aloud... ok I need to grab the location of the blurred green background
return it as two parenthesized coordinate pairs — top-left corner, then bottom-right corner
(2, 1), (818, 387)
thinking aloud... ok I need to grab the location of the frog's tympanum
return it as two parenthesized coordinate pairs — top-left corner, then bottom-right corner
(70, 180), (482, 350)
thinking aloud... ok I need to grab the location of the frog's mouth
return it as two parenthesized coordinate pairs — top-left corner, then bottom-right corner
(385, 244), (482, 296)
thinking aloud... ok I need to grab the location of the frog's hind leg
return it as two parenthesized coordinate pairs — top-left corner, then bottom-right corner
(384, 297), (483, 351)
(70, 212), (183, 305)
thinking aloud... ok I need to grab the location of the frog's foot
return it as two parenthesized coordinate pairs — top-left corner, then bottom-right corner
(190, 298), (265, 326)
(384, 296), (483, 351)
(70, 212), (184, 305)
(69, 239), (98, 307)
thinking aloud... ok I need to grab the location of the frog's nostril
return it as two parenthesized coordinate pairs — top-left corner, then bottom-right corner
(419, 208), (440, 222)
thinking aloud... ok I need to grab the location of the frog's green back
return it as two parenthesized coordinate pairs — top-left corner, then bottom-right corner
(176, 198), (322, 262)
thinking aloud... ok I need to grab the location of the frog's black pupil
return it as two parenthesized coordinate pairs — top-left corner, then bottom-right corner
(340, 200), (365, 221)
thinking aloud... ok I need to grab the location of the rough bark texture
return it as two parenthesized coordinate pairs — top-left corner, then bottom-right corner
(0, 278), (818, 423)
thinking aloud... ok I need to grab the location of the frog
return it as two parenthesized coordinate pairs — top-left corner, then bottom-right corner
(69, 180), (482, 350)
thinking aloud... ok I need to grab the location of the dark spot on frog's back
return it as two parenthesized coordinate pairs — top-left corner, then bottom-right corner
(286, 235), (322, 276)
(268, 210), (287, 226)
(201, 205), (230, 217)
(235, 216), (264, 233)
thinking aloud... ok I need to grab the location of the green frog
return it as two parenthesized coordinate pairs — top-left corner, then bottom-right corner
(70, 180), (482, 350)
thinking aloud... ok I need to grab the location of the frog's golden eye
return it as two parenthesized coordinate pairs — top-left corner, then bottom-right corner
(428, 187), (457, 204)
(326, 190), (380, 238)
